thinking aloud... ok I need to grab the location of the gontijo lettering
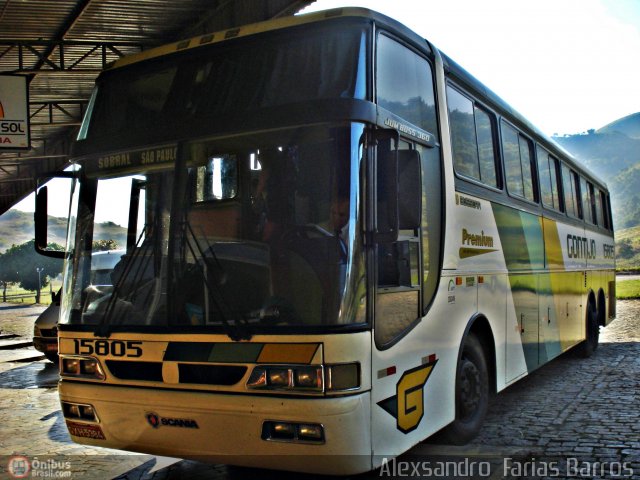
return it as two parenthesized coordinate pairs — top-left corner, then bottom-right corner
(567, 235), (596, 259)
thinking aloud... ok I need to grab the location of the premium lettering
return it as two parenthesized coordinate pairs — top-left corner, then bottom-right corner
(462, 228), (494, 248)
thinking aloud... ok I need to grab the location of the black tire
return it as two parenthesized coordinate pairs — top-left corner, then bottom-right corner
(442, 333), (489, 444)
(578, 303), (599, 358)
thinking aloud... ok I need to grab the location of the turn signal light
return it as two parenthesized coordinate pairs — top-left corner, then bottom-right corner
(62, 401), (99, 422)
(262, 421), (325, 444)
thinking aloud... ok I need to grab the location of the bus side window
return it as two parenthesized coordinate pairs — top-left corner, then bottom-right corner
(501, 121), (535, 202)
(561, 163), (579, 218)
(446, 85), (499, 188)
(581, 177), (595, 224)
(538, 149), (562, 211)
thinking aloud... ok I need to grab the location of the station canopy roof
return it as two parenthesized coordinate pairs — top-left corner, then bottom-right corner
(0, 0), (313, 214)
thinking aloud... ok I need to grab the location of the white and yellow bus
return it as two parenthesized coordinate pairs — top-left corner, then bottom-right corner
(35, 8), (615, 475)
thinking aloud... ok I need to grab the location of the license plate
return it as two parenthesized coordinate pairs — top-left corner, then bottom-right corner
(45, 343), (57, 351)
(66, 421), (106, 440)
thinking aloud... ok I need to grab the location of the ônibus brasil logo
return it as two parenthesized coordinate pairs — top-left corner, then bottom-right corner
(7, 456), (30, 479)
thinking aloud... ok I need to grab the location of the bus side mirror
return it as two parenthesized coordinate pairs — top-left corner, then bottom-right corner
(34, 173), (76, 259)
(397, 149), (421, 230)
(374, 130), (399, 243)
(374, 129), (422, 243)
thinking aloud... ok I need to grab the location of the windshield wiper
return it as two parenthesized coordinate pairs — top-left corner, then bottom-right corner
(94, 226), (152, 338)
(182, 220), (252, 341)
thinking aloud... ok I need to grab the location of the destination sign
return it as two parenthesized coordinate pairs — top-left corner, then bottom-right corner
(85, 145), (178, 174)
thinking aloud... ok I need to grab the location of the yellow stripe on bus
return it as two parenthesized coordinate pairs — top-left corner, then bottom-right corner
(257, 343), (320, 364)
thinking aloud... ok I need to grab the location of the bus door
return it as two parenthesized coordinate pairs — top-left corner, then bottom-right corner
(369, 138), (434, 458)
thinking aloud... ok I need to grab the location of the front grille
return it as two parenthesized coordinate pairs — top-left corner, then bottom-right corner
(105, 360), (247, 386)
(106, 360), (163, 382)
(178, 364), (247, 385)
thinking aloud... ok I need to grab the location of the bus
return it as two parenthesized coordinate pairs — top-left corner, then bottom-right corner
(34, 8), (616, 475)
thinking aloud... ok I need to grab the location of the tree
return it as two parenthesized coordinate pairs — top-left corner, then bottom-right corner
(617, 239), (635, 260)
(0, 258), (19, 303)
(92, 239), (119, 251)
(0, 239), (63, 300)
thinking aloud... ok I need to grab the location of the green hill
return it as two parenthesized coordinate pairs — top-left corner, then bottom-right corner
(597, 112), (640, 139)
(616, 225), (640, 270)
(553, 112), (640, 231)
(0, 209), (127, 253)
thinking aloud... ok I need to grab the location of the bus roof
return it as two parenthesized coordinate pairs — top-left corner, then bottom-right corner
(108, 7), (386, 70)
(106, 6), (606, 192)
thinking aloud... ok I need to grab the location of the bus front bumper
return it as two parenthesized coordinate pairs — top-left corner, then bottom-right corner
(59, 381), (372, 475)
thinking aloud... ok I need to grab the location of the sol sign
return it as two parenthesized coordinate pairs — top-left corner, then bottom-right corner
(0, 74), (30, 149)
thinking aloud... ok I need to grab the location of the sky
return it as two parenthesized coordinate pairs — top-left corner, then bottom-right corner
(300, 0), (640, 136)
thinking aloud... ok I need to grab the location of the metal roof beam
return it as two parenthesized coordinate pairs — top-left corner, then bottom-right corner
(0, 40), (143, 73)
(29, 100), (86, 127)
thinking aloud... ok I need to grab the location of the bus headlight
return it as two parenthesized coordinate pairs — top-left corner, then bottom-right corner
(60, 356), (105, 380)
(267, 368), (290, 387)
(295, 367), (323, 389)
(247, 363), (358, 392)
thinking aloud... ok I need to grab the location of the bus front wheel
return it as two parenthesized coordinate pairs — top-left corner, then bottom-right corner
(443, 333), (489, 444)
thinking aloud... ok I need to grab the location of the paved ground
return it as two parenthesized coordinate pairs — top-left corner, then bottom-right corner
(0, 301), (638, 479)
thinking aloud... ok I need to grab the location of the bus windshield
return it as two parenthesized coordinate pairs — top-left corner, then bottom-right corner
(61, 123), (367, 336)
(78, 23), (367, 149)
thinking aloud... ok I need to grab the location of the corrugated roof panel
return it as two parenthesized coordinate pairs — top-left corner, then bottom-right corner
(0, 0), (313, 214)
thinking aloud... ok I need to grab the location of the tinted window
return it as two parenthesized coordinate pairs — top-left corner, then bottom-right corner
(537, 147), (553, 207)
(502, 123), (524, 197)
(581, 178), (595, 224)
(562, 164), (579, 218)
(549, 156), (561, 210)
(448, 87), (478, 179)
(519, 135), (535, 201)
(84, 25), (368, 146)
(475, 107), (498, 188)
(599, 190), (612, 230)
(595, 188), (602, 226)
(447, 86), (498, 187)
(377, 35), (438, 137)
(501, 122), (535, 202)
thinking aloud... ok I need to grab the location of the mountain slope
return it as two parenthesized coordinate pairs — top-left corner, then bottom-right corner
(553, 113), (640, 230)
(0, 209), (127, 253)
(597, 112), (640, 139)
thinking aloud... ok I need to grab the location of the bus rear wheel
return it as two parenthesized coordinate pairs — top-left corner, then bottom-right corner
(578, 302), (599, 358)
(442, 333), (489, 444)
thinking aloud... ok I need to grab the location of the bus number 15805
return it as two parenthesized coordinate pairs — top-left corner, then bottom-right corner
(73, 339), (143, 358)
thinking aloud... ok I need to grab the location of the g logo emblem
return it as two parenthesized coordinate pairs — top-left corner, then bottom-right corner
(377, 360), (437, 434)
(396, 364), (435, 433)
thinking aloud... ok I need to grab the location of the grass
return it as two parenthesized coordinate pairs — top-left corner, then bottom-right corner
(616, 279), (640, 300)
(2, 280), (62, 305)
